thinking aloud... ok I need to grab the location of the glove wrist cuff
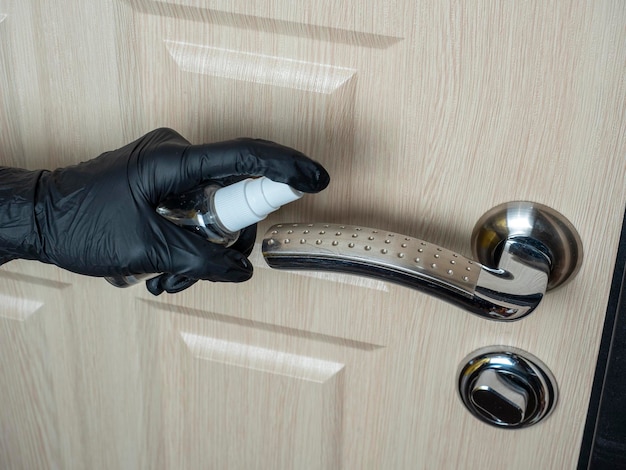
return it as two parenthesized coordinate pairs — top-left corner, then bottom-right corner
(0, 167), (46, 263)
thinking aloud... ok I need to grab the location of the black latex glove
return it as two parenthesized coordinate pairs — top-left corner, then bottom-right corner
(0, 128), (329, 294)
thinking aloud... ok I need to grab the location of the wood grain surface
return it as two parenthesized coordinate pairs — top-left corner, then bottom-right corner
(0, 1), (624, 468)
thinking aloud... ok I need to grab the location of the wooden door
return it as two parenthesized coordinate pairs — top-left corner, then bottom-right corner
(0, 1), (624, 468)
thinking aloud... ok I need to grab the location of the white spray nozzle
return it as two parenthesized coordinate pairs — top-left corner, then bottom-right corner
(213, 177), (303, 232)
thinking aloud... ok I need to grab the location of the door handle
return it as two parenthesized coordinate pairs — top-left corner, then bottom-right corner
(261, 201), (583, 321)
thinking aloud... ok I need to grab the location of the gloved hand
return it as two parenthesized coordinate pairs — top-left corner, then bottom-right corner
(0, 128), (330, 294)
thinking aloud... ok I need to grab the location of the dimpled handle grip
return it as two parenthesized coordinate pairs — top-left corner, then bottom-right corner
(263, 223), (480, 293)
(262, 222), (551, 321)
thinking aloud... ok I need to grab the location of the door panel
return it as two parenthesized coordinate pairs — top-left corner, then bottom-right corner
(0, 1), (624, 469)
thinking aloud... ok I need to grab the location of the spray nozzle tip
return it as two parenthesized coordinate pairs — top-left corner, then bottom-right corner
(213, 177), (303, 232)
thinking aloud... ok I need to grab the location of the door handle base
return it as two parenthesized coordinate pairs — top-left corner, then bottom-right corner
(471, 201), (583, 291)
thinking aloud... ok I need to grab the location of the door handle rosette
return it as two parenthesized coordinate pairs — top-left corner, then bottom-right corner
(262, 202), (583, 321)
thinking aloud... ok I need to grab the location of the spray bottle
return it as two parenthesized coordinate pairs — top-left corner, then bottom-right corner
(106, 177), (303, 287)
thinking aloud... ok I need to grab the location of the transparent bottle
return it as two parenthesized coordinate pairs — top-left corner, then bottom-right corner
(105, 177), (303, 288)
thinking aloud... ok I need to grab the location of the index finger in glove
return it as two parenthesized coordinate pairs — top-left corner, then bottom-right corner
(171, 138), (330, 196)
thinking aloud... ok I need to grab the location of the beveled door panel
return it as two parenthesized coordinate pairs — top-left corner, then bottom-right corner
(0, 1), (624, 468)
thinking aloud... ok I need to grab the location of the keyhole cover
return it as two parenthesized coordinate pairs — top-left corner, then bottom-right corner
(458, 346), (558, 428)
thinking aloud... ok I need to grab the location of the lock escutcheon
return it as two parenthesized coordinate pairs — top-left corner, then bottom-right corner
(458, 346), (558, 428)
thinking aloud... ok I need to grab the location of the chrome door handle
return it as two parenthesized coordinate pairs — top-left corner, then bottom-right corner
(261, 202), (583, 321)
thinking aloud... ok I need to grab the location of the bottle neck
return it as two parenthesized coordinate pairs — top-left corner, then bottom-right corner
(205, 185), (240, 246)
